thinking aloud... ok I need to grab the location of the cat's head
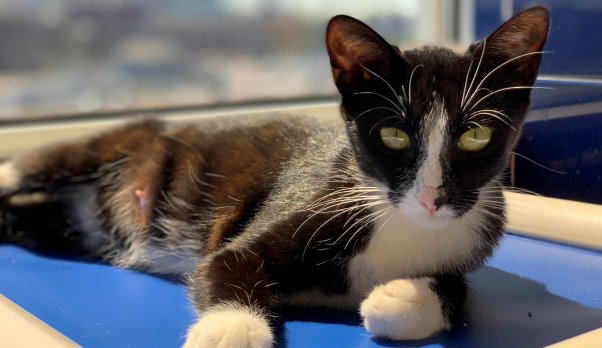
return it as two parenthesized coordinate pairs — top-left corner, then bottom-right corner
(326, 7), (548, 228)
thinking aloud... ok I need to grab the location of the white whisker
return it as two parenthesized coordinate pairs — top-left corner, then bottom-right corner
(467, 108), (512, 122)
(343, 208), (391, 250)
(464, 51), (550, 110)
(353, 92), (402, 113)
(511, 151), (568, 174)
(359, 63), (406, 112)
(369, 116), (404, 135)
(468, 111), (516, 131)
(462, 40), (487, 108)
(461, 58), (477, 107)
(469, 86), (552, 111)
(354, 106), (402, 121)
(408, 64), (423, 107)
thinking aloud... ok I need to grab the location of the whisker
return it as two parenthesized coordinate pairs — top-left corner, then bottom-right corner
(500, 186), (543, 196)
(464, 51), (550, 109)
(295, 193), (382, 239)
(335, 204), (386, 245)
(344, 208), (391, 250)
(353, 92), (402, 113)
(467, 108), (512, 122)
(468, 86), (553, 111)
(307, 192), (382, 208)
(401, 85), (408, 103)
(359, 63), (406, 112)
(301, 207), (361, 261)
(466, 121), (485, 129)
(461, 58), (476, 108)
(468, 111), (516, 131)
(511, 152), (568, 175)
(408, 64), (423, 107)
(462, 40), (487, 108)
(354, 106), (402, 121)
(366, 208), (396, 250)
(369, 116), (404, 135)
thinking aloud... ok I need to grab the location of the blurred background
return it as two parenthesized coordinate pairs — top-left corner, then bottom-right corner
(0, 0), (599, 121)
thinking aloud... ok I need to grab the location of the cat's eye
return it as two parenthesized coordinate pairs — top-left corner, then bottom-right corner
(380, 127), (410, 151)
(458, 127), (492, 152)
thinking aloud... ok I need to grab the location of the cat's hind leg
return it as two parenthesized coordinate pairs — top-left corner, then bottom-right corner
(360, 275), (466, 340)
(0, 119), (165, 256)
(0, 118), (164, 197)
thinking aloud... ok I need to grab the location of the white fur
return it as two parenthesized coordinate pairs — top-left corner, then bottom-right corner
(347, 98), (481, 293)
(399, 100), (453, 228)
(183, 303), (273, 348)
(0, 161), (20, 191)
(360, 278), (449, 340)
(348, 203), (480, 295)
(417, 102), (447, 189)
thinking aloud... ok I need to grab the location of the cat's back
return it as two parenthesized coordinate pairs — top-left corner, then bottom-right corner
(166, 112), (345, 152)
(161, 112), (348, 180)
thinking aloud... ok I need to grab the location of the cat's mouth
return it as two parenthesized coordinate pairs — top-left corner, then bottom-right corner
(405, 205), (456, 229)
(395, 193), (458, 229)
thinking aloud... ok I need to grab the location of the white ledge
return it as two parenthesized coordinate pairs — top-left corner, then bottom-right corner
(505, 191), (602, 251)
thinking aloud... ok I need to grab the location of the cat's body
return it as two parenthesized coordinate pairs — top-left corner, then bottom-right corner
(0, 7), (548, 347)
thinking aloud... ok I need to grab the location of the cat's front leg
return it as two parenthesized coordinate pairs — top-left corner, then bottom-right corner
(184, 247), (275, 348)
(360, 275), (466, 341)
(184, 303), (272, 348)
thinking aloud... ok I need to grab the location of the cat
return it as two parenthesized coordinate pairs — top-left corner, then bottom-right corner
(0, 6), (548, 348)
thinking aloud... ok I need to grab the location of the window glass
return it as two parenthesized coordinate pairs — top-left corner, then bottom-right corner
(0, 0), (421, 121)
(476, 0), (602, 76)
(476, 1), (602, 204)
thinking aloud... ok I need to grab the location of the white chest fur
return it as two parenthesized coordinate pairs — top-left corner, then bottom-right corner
(347, 205), (480, 296)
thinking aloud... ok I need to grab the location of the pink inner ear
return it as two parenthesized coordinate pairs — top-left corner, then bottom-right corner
(331, 36), (385, 75)
(326, 17), (392, 78)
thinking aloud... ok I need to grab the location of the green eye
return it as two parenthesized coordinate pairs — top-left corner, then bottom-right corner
(380, 127), (410, 151)
(458, 126), (492, 152)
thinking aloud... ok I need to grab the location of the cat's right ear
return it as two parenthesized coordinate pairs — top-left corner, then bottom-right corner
(326, 15), (399, 95)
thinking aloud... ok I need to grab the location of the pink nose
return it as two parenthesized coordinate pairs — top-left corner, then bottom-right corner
(417, 186), (438, 215)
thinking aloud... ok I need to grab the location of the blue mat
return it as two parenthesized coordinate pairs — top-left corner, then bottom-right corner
(1, 234), (601, 348)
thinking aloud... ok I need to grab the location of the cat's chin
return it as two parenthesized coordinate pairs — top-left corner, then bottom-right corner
(398, 205), (457, 230)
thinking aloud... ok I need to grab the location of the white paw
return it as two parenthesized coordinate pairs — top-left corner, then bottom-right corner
(183, 304), (273, 348)
(360, 278), (449, 341)
(0, 161), (20, 192)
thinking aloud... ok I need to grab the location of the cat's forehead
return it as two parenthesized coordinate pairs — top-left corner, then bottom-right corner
(400, 47), (474, 115)
(402, 47), (472, 89)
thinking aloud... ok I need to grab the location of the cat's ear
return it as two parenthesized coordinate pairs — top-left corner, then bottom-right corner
(326, 15), (400, 95)
(472, 6), (549, 79)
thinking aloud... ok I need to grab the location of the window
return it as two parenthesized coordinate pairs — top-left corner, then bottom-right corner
(0, 0), (426, 122)
(475, 1), (602, 204)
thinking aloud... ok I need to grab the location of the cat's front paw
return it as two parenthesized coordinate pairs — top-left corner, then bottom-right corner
(183, 304), (273, 348)
(360, 278), (449, 341)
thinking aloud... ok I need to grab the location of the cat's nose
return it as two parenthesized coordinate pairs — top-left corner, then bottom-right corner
(417, 186), (439, 215)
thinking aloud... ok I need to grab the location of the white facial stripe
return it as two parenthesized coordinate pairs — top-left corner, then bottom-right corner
(417, 101), (448, 188)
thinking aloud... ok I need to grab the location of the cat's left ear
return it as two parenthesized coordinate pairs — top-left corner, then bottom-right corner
(326, 15), (402, 95)
(471, 6), (549, 81)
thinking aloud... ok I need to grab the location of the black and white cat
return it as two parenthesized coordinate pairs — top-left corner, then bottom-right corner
(0, 6), (548, 347)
